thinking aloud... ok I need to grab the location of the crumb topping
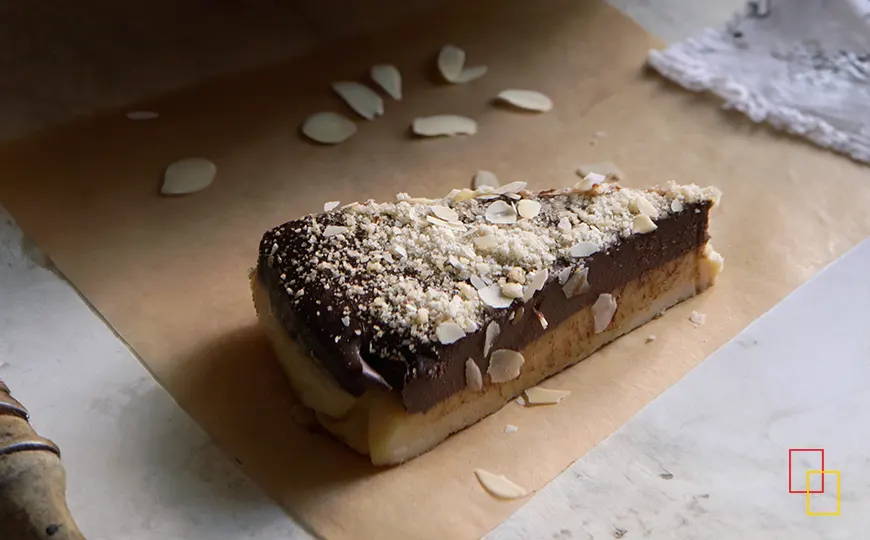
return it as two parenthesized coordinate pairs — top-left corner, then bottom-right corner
(260, 182), (719, 363)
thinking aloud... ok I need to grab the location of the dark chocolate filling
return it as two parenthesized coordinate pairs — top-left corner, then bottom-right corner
(259, 200), (711, 413)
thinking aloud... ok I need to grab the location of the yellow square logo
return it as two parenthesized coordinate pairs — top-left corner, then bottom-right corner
(805, 470), (840, 516)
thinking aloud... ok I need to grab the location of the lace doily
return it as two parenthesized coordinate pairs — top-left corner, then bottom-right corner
(648, 0), (870, 164)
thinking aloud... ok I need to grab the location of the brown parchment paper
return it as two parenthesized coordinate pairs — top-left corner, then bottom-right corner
(1, 1), (869, 538)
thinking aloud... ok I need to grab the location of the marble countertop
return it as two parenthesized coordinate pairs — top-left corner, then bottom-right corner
(8, 1), (862, 539)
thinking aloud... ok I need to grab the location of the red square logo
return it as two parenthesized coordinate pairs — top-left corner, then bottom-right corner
(789, 449), (825, 493)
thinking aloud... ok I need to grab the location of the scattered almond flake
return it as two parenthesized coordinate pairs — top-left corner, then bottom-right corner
(515, 397), (525, 405)
(557, 266), (572, 285)
(457, 282), (478, 300)
(301, 112), (357, 144)
(479, 283), (514, 309)
(632, 214), (658, 234)
(517, 199), (542, 219)
(496, 89), (553, 112)
(576, 162), (624, 182)
(474, 469), (527, 499)
(592, 293), (617, 333)
(485, 200), (518, 224)
(453, 65), (488, 83)
(426, 215), (466, 231)
(496, 181), (528, 194)
(570, 241), (598, 258)
(474, 234), (499, 250)
(646, 334), (657, 343)
(436, 321), (466, 344)
(629, 196), (660, 218)
(558, 216), (572, 232)
(437, 44), (466, 81)
(522, 269), (548, 302)
(487, 350), (525, 383)
(161, 157), (216, 195)
(332, 81), (384, 120)
(534, 309), (549, 329)
(574, 172), (606, 192)
(563, 267), (590, 298)
(370, 64), (402, 100)
(465, 358), (483, 392)
(393, 244), (408, 258)
(323, 201), (341, 212)
(484, 321), (500, 357)
(523, 386), (570, 405)
(431, 204), (459, 222)
(671, 199), (684, 213)
(341, 316), (351, 327)
(412, 115), (477, 137)
(500, 282), (524, 299)
(689, 311), (707, 326)
(126, 110), (159, 120)
(448, 254), (462, 268)
(323, 225), (349, 237)
(473, 170), (500, 189)
(470, 275), (487, 290)
(504, 424), (518, 434)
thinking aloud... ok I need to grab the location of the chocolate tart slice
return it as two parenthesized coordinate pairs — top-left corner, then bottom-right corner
(251, 181), (723, 465)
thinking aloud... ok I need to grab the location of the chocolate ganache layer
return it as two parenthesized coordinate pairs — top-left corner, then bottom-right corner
(257, 182), (718, 413)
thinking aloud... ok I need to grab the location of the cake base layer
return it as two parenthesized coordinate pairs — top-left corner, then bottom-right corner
(251, 243), (722, 465)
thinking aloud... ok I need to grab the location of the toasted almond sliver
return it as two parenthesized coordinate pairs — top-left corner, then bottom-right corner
(485, 200), (518, 225)
(632, 214), (658, 234)
(427, 215), (466, 231)
(162, 157), (216, 195)
(332, 81), (384, 120)
(592, 293), (617, 333)
(431, 204), (459, 222)
(487, 350), (524, 383)
(484, 321), (500, 357)
(570, 241), (598, 258)
(370, 64), (402, 100)
(497, 89), (553, 112)
(323, 201), (340, 212)
(574, 172), (606, 192)
(534, 309), (548, 330)
(479, 284), (514, 309)
(500, 283), (524, 299)
(394, 245), (408, 258)
(517, 199), (542, 219)
(465, 358), (483, 392)
(437, 44), (466, 82)
(473, 170), (500, 190)
(412, 115), (477, 137)
(323, 225), (349, 237)
(523, 269), (548, 302)
(436, 321), (466, 344)
(474, 469), (528, 499)
(630, 196), (660, 219)
(470, 275), (487, 290)
(523, 386), (571, 405)
(496, 181), (528, 194)
(562, 267), (590, 298)
(302, 112), (357, 144)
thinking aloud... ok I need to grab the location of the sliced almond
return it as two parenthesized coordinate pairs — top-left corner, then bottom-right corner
(427, 215), (466, 231)
(523, 386), (570, 405)
(497, 89), (553, 112)
(323, 201), (340, 212)
(474, 234), (499, 250)
(484, 321), (500, 357)
(126, 110), (159, 120)
(592, 293), (617, 333)
(323, 225), (349, 237)
(558, 217), (572, 232)
(394, 245), (408, 258)
(562, 267), (590, 298)
(534, 309), (549, 330)
(479, 284), (514, 309)
(576, 162), (624, 182)
(332, 81), (384, 120)
(474, 469), (527, 499)
(437, 44), (466, 82)
(487, 350), (525, 383)
(436, 321), (466, 344)
(570, 241), (598, 258)
(500, 282), (524, 299)
(162, 158), (216, 195)
(523, 269), (548, 302)
(671, 199), (685, 213)
(470, 275), (487, 290)
(632, 214), (658, 234)
(302, 112), (357, 144)
(370, 64), (402, 100)
(516, 199), (541, 219)
(496, 181), (528, 194)
(485, 200), (518, 225)
(453, 65), (488, 83)
(431, 204), (459, 222)
(574, 172), (606, 192)
(412, 115), (477, 137)
(557, 266), (573, 285)
(473, 170), (500, 190)
(465, 358), (483, 392)
(630, 196), (660, 218)
(689, 311), (707, 325)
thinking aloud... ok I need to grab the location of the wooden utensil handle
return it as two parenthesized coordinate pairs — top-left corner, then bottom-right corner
(0, 379), (86, 540)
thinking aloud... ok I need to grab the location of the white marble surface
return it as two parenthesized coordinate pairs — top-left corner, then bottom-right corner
(14, 1), (856, 539)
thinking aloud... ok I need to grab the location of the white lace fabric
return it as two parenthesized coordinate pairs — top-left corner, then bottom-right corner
(648, 0), (870, 164)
